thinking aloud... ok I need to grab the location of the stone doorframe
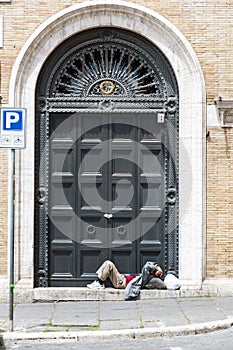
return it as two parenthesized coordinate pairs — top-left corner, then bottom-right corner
(9, 0), (206, 294)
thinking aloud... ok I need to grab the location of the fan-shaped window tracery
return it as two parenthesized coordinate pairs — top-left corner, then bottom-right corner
(50, 41), (167, 98)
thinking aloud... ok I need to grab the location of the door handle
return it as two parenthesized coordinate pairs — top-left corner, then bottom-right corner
(104, 213), (113, 219)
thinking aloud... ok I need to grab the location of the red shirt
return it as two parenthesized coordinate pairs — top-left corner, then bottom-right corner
(125, 275), (137, 286)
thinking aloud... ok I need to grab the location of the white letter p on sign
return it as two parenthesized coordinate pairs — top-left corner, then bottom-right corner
(5, 112), (20, 129)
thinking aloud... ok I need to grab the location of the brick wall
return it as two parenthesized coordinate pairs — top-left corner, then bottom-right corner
(206, 127), (233, 278)
(0, 0), (233, 278)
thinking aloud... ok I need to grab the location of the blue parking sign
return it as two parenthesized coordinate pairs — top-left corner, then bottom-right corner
(2, 110), (23, 131)
(0, 108), (26, 148)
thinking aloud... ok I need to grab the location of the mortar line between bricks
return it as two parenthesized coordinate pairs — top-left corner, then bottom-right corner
(176, 299), (191, 325)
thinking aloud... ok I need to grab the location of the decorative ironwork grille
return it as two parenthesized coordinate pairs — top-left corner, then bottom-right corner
(35, 28), (179, 287)
(50, 41), (167, 98)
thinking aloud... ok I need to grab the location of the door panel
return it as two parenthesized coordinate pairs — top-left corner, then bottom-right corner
(137, 116), (164, 269)
(48, 113), (165, 286)
(78, 116), (108, 280)
(49, 114), (76, 285)
(108, 119), (137, 275)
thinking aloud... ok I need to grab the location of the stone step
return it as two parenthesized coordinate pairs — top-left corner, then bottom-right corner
(9, 279), (233, 303)
(30, 287), (205, 302)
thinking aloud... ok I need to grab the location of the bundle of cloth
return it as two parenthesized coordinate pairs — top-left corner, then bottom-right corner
(124, 261), (180, 300)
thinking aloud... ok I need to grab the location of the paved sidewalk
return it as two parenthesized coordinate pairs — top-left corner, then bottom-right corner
(1, 296), (233, 343)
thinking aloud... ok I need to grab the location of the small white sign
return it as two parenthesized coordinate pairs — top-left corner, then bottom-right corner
(157, 112), (165, 123)
(0, 108), (26, 148)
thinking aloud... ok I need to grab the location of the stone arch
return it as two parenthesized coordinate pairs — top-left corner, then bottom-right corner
(9, 0), (206, 292)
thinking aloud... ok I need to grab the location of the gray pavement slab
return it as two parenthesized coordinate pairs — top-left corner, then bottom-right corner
(66, 301), (100, 310)
(99, 301), (138, 319)
(136, 299), (180, 319)
(100, 319), (141, 330)
(99, 300), (141, 329)
(53, 302), (99, 327)
(13, 303), (53, 330)
(0, 304), (8, 316)
(177, 298), (226, 323)
(213, 297), (233, 317)
(99, 300), (137, 310)
(0, 304), (8, 329)
(136, 299), (188, 327)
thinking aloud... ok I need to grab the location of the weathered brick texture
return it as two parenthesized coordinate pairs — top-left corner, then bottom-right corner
(206, 127), (233, 278)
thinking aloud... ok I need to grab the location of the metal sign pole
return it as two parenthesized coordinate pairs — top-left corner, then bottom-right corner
(0, 107), (26, 332)
(9, 148), (15, 332)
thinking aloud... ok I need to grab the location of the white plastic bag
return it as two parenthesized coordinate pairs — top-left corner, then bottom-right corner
(164, 273), (181, 290)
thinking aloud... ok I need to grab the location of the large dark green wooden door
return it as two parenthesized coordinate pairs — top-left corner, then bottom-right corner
(34, 28), (179, 287)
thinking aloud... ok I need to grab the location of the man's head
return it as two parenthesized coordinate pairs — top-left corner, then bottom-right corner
(153, 265), (163, 278)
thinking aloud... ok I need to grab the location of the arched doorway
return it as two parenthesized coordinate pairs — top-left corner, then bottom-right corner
(34, 27), (179, 287)
(8, 1), (206, 295)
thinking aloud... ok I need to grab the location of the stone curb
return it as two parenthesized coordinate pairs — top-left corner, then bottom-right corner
(1, 318), (233, 343)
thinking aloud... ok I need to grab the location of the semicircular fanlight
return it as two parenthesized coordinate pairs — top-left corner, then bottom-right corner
(50, 43), (166, 98)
